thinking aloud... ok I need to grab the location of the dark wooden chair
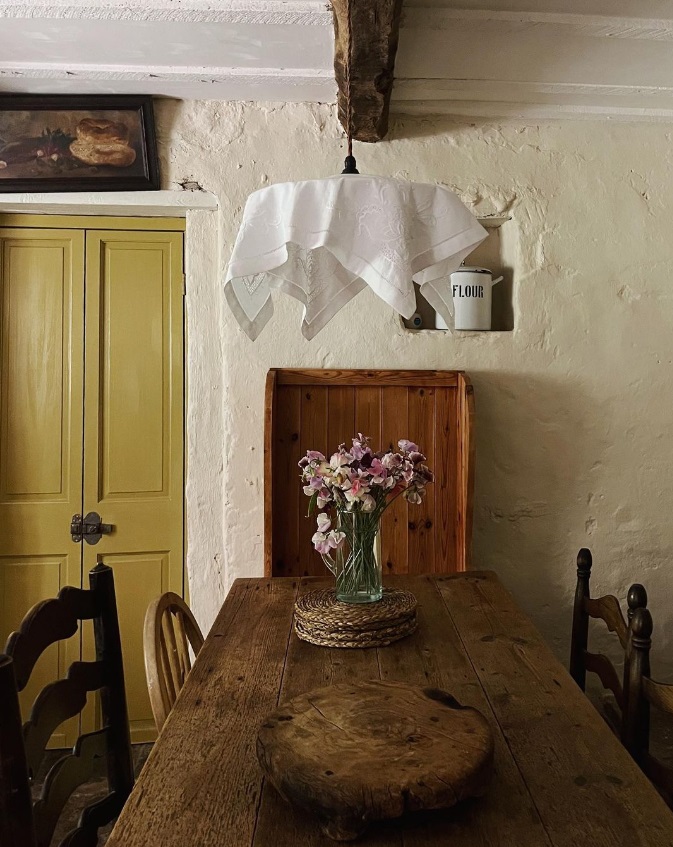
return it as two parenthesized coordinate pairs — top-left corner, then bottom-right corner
(0, 563), (134, 847)
(623, 607), (673, 806)
(569, 548), (647, 732)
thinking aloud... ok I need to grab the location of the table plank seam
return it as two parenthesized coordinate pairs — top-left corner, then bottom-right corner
(432, 577), (557, 847)
(248, 578), (300, 847)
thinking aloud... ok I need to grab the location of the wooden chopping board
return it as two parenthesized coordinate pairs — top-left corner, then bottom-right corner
(256, 679), (494, 841)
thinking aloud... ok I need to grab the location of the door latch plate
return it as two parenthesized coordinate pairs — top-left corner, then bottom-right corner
(70, 512), (114, 545)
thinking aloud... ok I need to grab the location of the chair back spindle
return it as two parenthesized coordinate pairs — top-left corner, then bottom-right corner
(144, 592), (204, 732)
(569, 548), (647, 730)
(623, 607), (673, 804)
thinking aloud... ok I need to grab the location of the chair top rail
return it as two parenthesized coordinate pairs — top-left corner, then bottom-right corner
(4, 587), (97, 691)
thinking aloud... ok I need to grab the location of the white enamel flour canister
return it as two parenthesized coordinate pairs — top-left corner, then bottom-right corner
(436, 266), (503, 331)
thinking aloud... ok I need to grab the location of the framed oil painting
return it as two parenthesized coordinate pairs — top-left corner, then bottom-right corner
(0, 95), (159, 192)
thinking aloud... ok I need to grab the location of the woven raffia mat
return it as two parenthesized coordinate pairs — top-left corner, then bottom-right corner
(294, 588), (417, 648)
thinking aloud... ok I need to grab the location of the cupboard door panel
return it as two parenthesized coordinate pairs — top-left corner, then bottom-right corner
(0, 228), (85, 748)
(83, 231), (184, 743)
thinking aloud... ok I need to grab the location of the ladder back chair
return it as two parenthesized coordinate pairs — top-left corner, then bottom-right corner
(569, 548), (647, 732)
(264, 369), (475, 577)
(144, 592), (204, 732)
(623, 607), (673, 806)
(0, 563), (134, 847)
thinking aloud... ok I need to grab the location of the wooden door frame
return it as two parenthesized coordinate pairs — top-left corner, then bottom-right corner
(0, 194), (223, 634)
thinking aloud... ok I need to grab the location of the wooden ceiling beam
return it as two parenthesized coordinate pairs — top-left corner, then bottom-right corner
(331, 0), (404, 143)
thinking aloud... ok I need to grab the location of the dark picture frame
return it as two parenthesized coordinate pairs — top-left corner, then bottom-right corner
(0, 94), (160, 192)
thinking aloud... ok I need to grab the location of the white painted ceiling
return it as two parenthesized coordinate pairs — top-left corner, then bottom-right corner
(2, 0), (673, 122)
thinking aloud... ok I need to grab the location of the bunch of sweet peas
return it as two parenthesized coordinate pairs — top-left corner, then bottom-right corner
(299, 434), (434, 554)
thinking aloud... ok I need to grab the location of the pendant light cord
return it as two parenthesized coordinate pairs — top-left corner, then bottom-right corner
(341, 0), (359, 174)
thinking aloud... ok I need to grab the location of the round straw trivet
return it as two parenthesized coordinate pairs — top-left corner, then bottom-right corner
(294, 588), (417, 648)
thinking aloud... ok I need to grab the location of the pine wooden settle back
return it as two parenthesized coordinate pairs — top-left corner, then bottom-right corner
(264, 369), (475, 578)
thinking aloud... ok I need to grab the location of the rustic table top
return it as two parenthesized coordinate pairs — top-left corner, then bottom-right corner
(107, 573), (673, 847)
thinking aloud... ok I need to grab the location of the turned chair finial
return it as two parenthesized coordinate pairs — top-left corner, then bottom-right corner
(631, 607), (653, 642)
(627, 584), (648, 620)
(577, 548), (592, 575)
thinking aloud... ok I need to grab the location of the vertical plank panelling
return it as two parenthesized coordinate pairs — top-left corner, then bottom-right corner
(407, 387), (436, 574)
(267, 371), (474, 578)
(354, 387), (381, 444)
(272, 386), (302, 577)
(326, 386), (355, 451)
(456, 374), (476, 570)
(435, 387), (458, 573)
(298, 386), (328, 576)
(380, 387), (409, 575)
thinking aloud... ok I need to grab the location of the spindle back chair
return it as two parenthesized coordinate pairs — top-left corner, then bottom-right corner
(0, 563), (133, 847)
(623, 607), (673, 806)
(144, 592), (204, 732)
(570, 548), (647, 732)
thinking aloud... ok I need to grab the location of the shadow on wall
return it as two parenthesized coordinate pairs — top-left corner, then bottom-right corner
(387, 114), (511, 142)
(469, 371), (593, 659)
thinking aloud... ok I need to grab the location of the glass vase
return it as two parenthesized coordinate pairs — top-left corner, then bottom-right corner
(322, 509), (383, 604)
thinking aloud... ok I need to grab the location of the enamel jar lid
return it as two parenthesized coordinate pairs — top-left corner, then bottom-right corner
(451, 266), (492, 275)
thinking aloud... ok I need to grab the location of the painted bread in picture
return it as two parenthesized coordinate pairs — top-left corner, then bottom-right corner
(70, 118), (137, 167)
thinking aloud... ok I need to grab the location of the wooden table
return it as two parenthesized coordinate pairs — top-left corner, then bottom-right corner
(107, 574), (673, 846)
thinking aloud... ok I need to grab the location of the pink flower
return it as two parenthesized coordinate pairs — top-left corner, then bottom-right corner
(316, 513), (331, 533)
(398, 439), (419, 454)
(317, 488), (333, 509)
(307, 450), (325, 461)
(368, 458), (387, 483)
(312, 528), (345, 553)
(312, 532), (331, 554)
(382, 451), (402, 470)
(330, 450), (351, 470)
(350, 433), (372, 461)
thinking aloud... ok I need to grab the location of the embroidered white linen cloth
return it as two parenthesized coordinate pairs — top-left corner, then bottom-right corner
(224, 175), (488, 340)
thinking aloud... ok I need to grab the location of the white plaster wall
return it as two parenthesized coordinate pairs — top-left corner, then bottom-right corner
(157, 99), (673, 676)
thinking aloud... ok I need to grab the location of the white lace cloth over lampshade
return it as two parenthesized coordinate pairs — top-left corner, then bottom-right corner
(224, 174), (488, 340)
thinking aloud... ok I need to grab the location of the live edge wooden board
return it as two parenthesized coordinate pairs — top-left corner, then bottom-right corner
(107, 574), (673, 847)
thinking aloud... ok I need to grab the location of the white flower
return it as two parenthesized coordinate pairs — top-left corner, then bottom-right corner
(316, 513), (331, 533)
(361, 494), (376, 512)
(312, 531), (330, 554)
(328, 530), (345, 548)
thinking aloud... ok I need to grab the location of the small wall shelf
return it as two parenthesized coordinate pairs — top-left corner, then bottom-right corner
(403, 215), (513, 333)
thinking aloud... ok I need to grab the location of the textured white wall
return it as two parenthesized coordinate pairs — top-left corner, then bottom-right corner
(157, 99), (673, 675)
